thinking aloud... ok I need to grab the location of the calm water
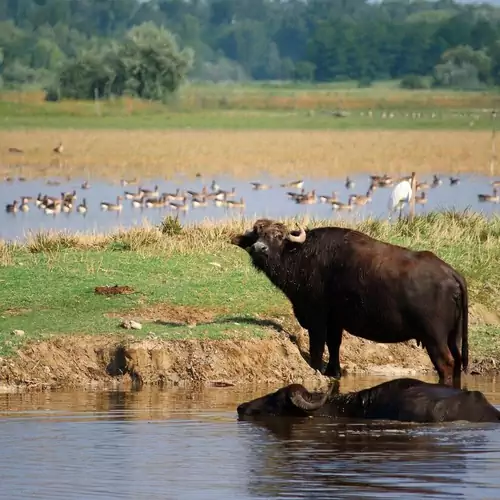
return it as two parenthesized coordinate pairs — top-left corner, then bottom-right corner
(1, 172), (499, 241)
(1, 375), (500, 499)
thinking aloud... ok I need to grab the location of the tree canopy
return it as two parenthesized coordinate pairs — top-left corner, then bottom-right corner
(2, 0), (500, 98)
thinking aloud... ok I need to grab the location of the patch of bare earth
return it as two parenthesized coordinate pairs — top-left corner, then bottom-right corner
(107, 302), (222, 326)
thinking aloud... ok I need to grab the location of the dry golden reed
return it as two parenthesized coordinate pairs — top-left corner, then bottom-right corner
(1, 129), (499, 181)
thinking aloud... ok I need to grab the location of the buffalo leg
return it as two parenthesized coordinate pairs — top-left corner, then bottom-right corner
(448, 335), (463, 389)
(425, 340), (455, 386)
(324, 324), (343, 379)
(308, 326), (327, 372)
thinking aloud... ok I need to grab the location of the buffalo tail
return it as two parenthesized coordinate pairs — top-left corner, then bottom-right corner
(453, 270), (469, 373)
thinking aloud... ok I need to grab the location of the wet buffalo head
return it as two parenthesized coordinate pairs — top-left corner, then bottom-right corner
(237, 383), (337, 419)
(230, 219), (306, 259)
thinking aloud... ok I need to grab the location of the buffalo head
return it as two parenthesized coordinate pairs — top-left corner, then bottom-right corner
(230, 219), (306, 258)
(237, 382), (337, 419)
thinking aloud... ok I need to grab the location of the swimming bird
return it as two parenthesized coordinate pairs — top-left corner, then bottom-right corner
(81, 180), (91, 190)
(351, 187), (373, 206)
(169, 197), (189, 212)
(415, 192), (428, 205)
(131, 198), (144, 209)
(146, 196), (166, 208)
(121, 178), (138, 187)
(101, 196), (123, 211)
(192, 196), (208, 208)
(296, 190), (317, 205)
(20, 198), (30, 212)
(432, 174), (442, 188)
(332, 196), (355, 211)
(5, 200), (18, 213)
(287, 188), (305, 201)
(250, 182), (272, 190)
(77, 198), (88, 213)
(416, 180), (430, 191)
(187, 186), (208, 198)
(124, 190), (144, 201)
(226, 197), (245, 209)
(450, 176), (460, 186)
(63, 190), (77, 203)
(139, 185), (159, 198)
(345, 176), (355, 189)
(214, 187), (236, 200)
(281, 179), (304, 189)
(491, 180), (500, 188)
(478, 188), (499, 203)
(211, 180), (219, 192)
(319, 191), (338, 204)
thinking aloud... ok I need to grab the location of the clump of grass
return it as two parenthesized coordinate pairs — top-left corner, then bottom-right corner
(26, 230), (107, 253)
(159, 215), (183, 236)
(0, 240), (14, 266)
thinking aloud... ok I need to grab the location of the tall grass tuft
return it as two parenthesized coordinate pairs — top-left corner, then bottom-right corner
(0, 240), (14, 266)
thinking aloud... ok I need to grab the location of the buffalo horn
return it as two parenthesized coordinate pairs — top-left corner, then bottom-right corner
(287, 227), (306, 244)
(289, 386), (330, 412)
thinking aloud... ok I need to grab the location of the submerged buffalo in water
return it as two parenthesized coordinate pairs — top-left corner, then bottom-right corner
(237, 378), (500, 423)
(231, 219), (468, 386)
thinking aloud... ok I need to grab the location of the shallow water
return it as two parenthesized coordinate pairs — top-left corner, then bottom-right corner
(1, 374), (500, 499)
(1, 172), (499, 241)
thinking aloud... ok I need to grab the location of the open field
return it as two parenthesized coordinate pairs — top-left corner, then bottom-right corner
(1, 129), (499, 181)
(0, 85), (499, 131)
(0, 213), (499, 388)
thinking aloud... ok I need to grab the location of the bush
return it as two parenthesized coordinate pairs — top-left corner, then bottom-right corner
(399, 75), (428, 90)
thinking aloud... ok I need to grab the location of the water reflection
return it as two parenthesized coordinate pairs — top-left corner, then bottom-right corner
(239, 417), (478, 498)
(0, 376), (500, 499)
(1, 172), (498, 241)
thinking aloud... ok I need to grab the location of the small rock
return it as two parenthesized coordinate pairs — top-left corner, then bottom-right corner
(121, 320), (142, 330)
(12, 329), (25, 336)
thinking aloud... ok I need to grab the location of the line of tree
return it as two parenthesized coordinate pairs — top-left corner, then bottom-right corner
(2, 0), (500, 100)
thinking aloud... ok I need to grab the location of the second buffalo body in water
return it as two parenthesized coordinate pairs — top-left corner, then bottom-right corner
(237, 378), (500, 423)
(231, 219), (468, 386)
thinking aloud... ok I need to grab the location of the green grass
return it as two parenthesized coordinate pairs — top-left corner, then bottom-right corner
(1, 212), (500, 360)
(1, 83), (499, 130)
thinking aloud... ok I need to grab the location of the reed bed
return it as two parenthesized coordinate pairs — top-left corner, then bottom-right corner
(1, 129), (499, 181)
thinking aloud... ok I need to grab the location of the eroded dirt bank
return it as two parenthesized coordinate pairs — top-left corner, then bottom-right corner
(1, 300), (499, 392)
(0, 330), (446, 392)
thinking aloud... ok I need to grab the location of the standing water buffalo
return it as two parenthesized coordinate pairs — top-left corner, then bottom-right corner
(237, 378), (500, 423)
(231, 219), (468, 386)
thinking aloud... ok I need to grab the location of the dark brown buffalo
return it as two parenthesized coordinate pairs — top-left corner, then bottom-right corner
(237, 378), (500, 423)
(231, 219), (468, 386)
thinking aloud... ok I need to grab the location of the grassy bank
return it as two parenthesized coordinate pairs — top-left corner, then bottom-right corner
(0, 85), (498, 131)
(1, 213), (499, 363)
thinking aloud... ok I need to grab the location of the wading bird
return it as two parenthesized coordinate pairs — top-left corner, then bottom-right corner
(388, 179), (412, 220)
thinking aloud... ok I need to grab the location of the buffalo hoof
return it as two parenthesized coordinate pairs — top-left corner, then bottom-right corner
(324, 367), (342, 379)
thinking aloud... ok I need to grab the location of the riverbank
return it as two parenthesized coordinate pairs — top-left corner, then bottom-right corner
(1, 213), (499, 390)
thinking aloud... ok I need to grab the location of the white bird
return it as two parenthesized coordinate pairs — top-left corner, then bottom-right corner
(388, 179), (412, 220)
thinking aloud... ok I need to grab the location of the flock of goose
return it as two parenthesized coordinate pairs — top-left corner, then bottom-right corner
(3, 141), (500, 216)
(4, 172), (500, 217)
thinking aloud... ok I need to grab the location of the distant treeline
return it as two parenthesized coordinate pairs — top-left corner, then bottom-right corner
(2, 0), (500, 99)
